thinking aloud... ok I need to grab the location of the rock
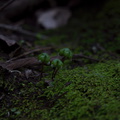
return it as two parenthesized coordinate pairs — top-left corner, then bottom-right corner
(36, 8), (71, 29)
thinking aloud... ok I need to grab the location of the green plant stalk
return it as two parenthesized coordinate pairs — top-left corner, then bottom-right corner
(40, 63), (44, 80)
(52, 68), (59, 81)
(61, 56), (66, 63)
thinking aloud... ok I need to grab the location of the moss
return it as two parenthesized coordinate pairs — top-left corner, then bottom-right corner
(0, 59), (120, 120)
(36, 60), (120, 120)
(1, 60), (118, 120)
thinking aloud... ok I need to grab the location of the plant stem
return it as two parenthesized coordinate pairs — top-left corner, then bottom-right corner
(61, 56), (66, 63)
(40, 63), (44, 80)
(52, 68), (59, 81)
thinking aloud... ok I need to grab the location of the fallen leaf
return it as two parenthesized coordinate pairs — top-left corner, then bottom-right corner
(0, 34), (20, 54)
(0, 57), (39, 70)
(0, 34), (16, 46)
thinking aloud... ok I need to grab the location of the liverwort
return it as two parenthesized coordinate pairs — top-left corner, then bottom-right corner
(51, 59), (63, 80)
(59, 48), (73, 62)
(38, 53), (50, 80)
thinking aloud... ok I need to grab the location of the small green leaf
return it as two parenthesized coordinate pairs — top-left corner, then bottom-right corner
(51, 59), (63, 68)
(38, 53), (50, 64)
(59, 48), (73, 59)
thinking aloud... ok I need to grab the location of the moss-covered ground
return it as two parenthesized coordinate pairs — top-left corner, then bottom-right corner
(0, 61), (120, 120)
(0, 0), (120, 119)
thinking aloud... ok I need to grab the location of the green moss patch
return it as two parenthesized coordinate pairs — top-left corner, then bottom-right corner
(1, 60), (119, 119)
(40, 60), (120, 120)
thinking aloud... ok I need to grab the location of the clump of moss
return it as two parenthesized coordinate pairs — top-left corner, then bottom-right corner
(35, 60), (120, 120)
(0, 61), (120, 120)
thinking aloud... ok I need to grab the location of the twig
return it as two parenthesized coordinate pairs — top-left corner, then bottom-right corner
(40, 63), (44, 80)
(51, 68), (59, 81)
(0, 93), (5, 100)
(48, 91), (68, 107)
(0, 23), (48, 39)
(0, 34), (16, 46)
(73, 54), (100, 62)
(7, 47), (53, 62)
(0, 0), (15, 12)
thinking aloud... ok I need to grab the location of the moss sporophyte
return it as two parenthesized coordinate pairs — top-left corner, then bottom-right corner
(38, 53), (50, 80)
(37, 48), (73, 81)
(51, 59), (63, 80)
(38, 53), (50, 64)
(59, 48), (73, 59)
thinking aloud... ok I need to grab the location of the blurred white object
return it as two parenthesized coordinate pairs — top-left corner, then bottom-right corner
(36, 8), (71, 29)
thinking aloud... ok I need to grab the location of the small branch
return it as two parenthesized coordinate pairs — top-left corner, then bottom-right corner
(0, 0), (15, 12)
(0, 93), (5, 100)
(73, 54), (100, 62)
(7, 47), (53, 62)
(0, 34), (16, 46)
(0, 57), (40, 70)
(0, 23), (48, 39)
(52, 68), (59, 81)
(40, 63), (44, 80)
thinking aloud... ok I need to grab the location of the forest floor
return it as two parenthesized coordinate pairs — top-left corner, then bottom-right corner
(0, 0), (120, 120)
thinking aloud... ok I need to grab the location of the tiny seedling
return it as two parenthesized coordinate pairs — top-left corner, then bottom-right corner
(59, 48), (73, 62)
(38, 53), (50, 80)
(51, 59), (63, 80)
(38, 53), (50, 64)
(37, 48), (73, 81)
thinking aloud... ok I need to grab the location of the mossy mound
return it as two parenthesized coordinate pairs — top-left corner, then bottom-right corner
(38, 60), (120, 120)
(0, 61), (120, 120)
(7, 60), (118, 120)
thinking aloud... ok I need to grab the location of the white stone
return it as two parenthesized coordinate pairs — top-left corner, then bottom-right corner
(36, 8), (71, 29)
